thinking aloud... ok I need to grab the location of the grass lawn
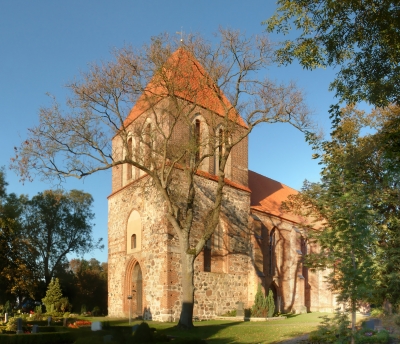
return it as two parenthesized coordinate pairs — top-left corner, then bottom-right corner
(68, 312), (330, 343)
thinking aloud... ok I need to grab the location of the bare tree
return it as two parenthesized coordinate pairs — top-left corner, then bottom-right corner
(12, 29), (313, 328)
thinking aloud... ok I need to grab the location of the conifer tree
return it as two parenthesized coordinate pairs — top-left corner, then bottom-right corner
(42, 278), (63, 313)
(267, 290), (275, 317)
(252, 284), (268, 317)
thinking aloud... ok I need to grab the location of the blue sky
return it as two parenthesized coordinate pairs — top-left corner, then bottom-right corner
(0, 1), (337, 263)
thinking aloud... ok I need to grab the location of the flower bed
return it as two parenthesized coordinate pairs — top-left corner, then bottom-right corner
(72, 320), (91, 328)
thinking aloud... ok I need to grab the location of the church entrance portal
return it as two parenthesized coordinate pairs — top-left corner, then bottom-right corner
(132, 264), (143, 315)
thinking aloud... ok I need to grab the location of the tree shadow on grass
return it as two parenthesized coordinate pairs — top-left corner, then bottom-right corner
(69, 318), (313, 344)
(155, 321), (245, 344)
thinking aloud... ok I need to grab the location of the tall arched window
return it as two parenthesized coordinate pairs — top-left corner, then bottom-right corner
(214, 126), (232, 179)
(195, 119), (201, 163)
(214, 223), (223, 251)
(127, 210), (141, 253)
(191, 115), (209, 172)
(269, 229), (276, 276)
(144, 123), (152, 169)
(204, 237), (212, 272)
(127, 137), (133, 180)
(300, 236), (308, 280)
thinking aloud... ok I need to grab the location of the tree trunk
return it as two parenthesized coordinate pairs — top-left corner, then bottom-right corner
(351, 300), (356, 344)
(178, 250), (195, 329)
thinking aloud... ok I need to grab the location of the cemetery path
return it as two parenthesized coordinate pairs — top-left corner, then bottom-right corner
(276, 334), (309, 343)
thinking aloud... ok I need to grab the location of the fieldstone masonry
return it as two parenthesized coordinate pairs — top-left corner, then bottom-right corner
(108, 48), (335, 320)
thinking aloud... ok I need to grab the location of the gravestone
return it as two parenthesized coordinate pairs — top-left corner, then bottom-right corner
(91, 321), (102, 331)
(32, 325), (39, 333)
(47, 316), (52, 326)
(236, 302), (244, 317)
(364, 319), (375, 330)
(16, 318), (23, 334)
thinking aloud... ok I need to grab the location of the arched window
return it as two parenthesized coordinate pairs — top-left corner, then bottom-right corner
(204, 238), (212, 272)
(214, 223), (223, 251)
(269, 229), (276, 276)
(144, 123), (152, 169)
(126, 137), (133, 180)
(214, 126), (232, 179)
(131, 234), (137, 249)
(300, 236), (308, 281)
(126, 210), (141, 253)
(195, 119), (201, 162)
(191, 115), (209, 172)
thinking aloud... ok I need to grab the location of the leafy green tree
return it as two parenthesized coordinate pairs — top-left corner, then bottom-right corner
(358, 106), (400, 307)
(42, 278), (63, 313)
(0, 170), (39, 304)
(265, 1), (400, 107)
(66, 258), (108, 314)
(22, 189), (103, 286)
(284, 106), (377, 340)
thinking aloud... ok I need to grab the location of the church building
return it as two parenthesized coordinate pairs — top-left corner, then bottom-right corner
(107, 48), (335, 321)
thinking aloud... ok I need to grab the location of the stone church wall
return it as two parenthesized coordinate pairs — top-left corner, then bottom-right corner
(108, 166), (254, 320)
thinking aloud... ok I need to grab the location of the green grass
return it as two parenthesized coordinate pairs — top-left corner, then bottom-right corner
(60, 312), (329, 343)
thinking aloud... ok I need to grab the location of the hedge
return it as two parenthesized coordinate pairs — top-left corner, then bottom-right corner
(0, 332), (73, 344)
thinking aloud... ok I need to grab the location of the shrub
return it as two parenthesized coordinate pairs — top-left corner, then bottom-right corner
(92, 306), (100, 316)
(251, 284), (267, 317)
(42, 278), (69, 314)
(132, 322), (155, 343)
(102, 320), (111, 329)
(308, 310), (351, 343)
(355, 328), (390, 344)
(5, 317), (23, 332)
(57, 297), (71, 313)
(221, 309), (236, 317)
(394, 315), (400, 327)
(3, 301), (11, 315)
(267, 290), (275, 317)
(370, 308), (384, 317)
(0, 332), (74, 344)
(80, 304), (86, 315)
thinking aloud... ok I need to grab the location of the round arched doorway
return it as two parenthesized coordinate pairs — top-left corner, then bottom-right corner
(269, 283), (280, 314)
(125, 261), (143, 317)
(132, 263), (143, 316)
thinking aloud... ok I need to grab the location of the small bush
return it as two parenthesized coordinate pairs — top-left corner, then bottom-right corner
(267, 290), (275, 317)
(5, 317), (23, 332)
(394, 315), (400, 327)
(92, 306), (100, 316)
(251, 284), (267, 317)
(308, 310), (351, 344)
(370, 308), (384, 317)
(102, 321), (111, 329)
(0, 332), (73, 344)
(132, 322), (155, 343)
(355, 328), (390, 344)
(221, 309), (236, 317)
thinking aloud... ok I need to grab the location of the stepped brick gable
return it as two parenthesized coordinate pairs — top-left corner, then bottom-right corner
(108, 49), (335, 320)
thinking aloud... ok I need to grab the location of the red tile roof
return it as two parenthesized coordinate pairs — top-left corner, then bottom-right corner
(124, 48), (247, 128)
(249, 170), (305, 224)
